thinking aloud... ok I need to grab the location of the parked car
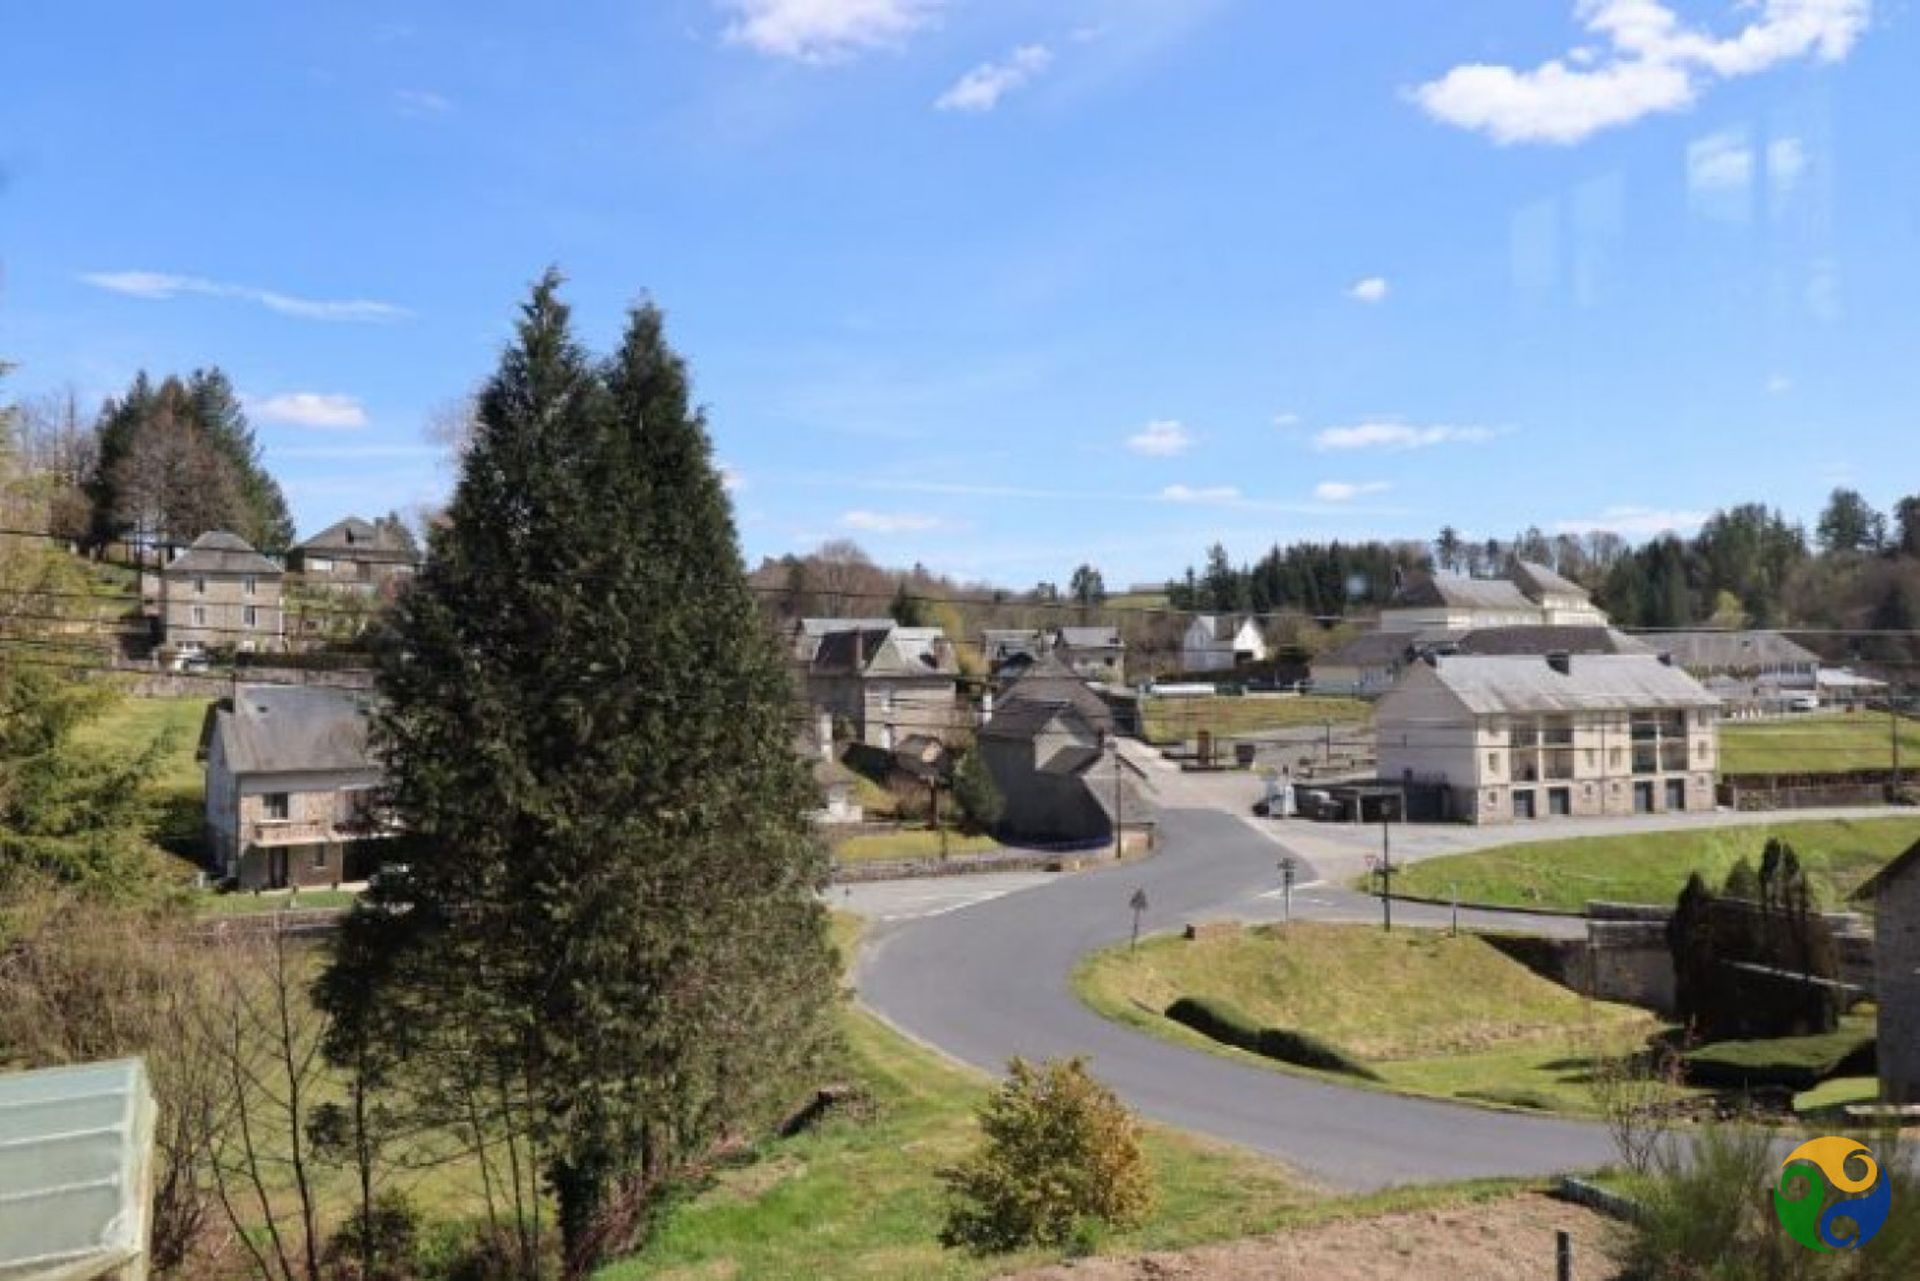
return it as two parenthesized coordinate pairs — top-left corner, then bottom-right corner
(1788, 694), (1820, 713)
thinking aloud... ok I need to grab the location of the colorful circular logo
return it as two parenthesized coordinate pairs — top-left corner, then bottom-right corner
(1773, 1136), (1891, 1251)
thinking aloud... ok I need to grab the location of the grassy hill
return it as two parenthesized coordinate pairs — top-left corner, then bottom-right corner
(1721, 711), (1920, 775)
(1389, 815), (1920, 912)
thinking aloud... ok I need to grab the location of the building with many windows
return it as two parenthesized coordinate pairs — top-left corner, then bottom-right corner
(1375, 652), (1720, 823)
(159, 530), (285, 655)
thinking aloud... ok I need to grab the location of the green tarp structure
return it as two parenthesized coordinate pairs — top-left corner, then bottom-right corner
(0, 1059), (155, 1281)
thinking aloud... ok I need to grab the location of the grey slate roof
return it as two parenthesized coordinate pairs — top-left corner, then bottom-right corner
(1651, 630), (1820, 672)
(999, 656), (1115, 733)
(1412, 653), (1718, 715)
(1317, 630), (1440, 668)
(797, 617), (894, 637)
(981, 699), (1082, 742)
(1451, 626), (1650, 657)
(1389, 574), (1535, 612)
(1851, 838), (1920, 901)
(165, 530), (281, 578)
(293, 516), (415, 562)
(207, 684), (377, 775)
(1511, 560), (1592, 601)
(1055, 626), (1122, 650)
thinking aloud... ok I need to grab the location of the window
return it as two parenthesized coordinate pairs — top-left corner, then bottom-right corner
(1486, 751), (1502, 774)
(1609, 747), (1624, 769)
(191, 605), (206, 626)
(243, 575), (257, 595)
(312, 847), (329, 871)
(243, 606), (258, 627)
(193, 575), (206, 594)
(262, 792), (290, 821)
(1585, 749), (1597, 768)
(309, 557), (333, 573)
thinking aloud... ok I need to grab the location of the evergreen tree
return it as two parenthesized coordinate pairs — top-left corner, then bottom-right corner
(1721, 856), (1760, 901)
(1068, 563), (1107, 609)
(890, 579), (927, 626)
(1816, 487), (1884, 555)
(322, 275), (838, 1275)
(952, 747), (1003, 833)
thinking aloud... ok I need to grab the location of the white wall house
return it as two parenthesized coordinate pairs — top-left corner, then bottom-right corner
(1378, 562), (1607, 633)
(1181, 615), (1266, 673)
(1375, 653), (1720, 824)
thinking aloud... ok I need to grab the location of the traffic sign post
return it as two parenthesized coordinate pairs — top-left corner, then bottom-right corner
(1277, 856), (1297, 925)
(1129, 887), (1149, 952)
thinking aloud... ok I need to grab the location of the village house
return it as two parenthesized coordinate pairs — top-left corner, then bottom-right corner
(981, 628), (1048, 679)
(977, 698), (1150, 849)
(1378, 562), (1608, 633)
(200, 684), (389, 889)
(160, 530), (285, 655)
(1374, 652), (1720, 823)
(803, 623), (961, 751)
(992, 654), (1116, 737)
(1051, 625), (1125, 683)
(790, 617), (894, 665)
(287, 516), (418, 594)
(1314, 624), (1649, 697)
(1180, 615), (1267, 673)
(1851, 841), (1920, 1104)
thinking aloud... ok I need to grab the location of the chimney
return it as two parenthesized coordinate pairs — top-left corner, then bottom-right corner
(1657, 651), (1674, 667)
(1546, 651), (1571, 676)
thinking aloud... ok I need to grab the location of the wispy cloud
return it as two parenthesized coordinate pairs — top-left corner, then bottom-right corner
(721, 0), (940, 62)
(1412, 0), (1870, 145)
(1347, 276), (1390, 303)
(251, 392), (368, 429)
(1688, 128), (1752, 194)
(1554, 505), (1709, 536)
(936, 44), (1052, 112)
(1312, 421), (1499, 452)
(1160, 483), (1241, 505)
(80, 271), (410, 323)
(1313, 480), (1392, 502)
(1273, 411), (1302, 428)
(394, 89), (453, 116)
(1126, 418), (1194, 457)
(1766, 373), (1794, 395)
(842, 509), (944, 533)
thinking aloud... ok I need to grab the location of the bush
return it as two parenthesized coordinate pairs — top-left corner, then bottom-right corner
(1164, 996), (1379, 1080)
(940, 1057), (1155, 1253)
(1624, 1124), (1919, 1279)
(1682, 1029), (1875, 1092)
(321, 1192), (422, 1281)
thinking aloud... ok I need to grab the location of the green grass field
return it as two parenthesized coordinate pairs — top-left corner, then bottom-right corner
(1389, 816), (1920, 913)
(1721, 712), (1920, 775)
(1075, 922), (1675, 1117)
(1139, 694), (1372, 746)
(831, 828), (1002, 864)
(74, 693), (214, 862)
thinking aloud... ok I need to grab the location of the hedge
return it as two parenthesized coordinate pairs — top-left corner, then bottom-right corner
(1681, 1028), (1876, 1092)
(1163, 996), (1380, 1080)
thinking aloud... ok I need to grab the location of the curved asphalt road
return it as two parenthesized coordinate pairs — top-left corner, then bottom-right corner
(857, 807), (1619, 1189)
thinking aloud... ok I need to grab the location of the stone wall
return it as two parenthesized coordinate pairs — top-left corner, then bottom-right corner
(1879, 869), (1920, 1104)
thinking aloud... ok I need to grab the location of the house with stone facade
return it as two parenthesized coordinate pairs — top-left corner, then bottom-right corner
(201, 684), (389, 889)
(287, 516), (418, 594)
(1852, 842), (1920, 1104)
(1051, 625), (1125, 683)
(1375, 652), (1720, 823)
(803, 623), (961, 751)
(160, 530), (285, 655)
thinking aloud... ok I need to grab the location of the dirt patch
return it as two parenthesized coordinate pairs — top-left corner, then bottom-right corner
(999, 1193), (1627, 1281)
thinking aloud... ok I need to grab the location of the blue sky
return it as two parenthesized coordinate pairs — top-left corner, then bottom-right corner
(3, 1), (1914, 587)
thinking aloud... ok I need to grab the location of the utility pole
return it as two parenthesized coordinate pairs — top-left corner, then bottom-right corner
(1379, 806), (1394, 933)
(1111, 736), (1124, 858)
(1893, 695), (1904, 798)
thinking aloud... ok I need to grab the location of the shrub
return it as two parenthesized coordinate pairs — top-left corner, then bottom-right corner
(939, 1057), (1154, 1253)
(321, 1192), (422, 1281)
(1163, 996), (1379, 1080)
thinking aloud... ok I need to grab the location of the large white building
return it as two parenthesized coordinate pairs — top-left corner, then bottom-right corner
(1375, 652), (1720, 824)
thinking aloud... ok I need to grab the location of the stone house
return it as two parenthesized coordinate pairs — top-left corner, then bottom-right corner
(1051, 625), (1125, 683)
(1375, 652), (1720, 823)
(791, 617), (894, 665)
(1378, 562), (1608, 633)
(1180, 615), (1266, 673)
(1313, 624), (1649, 697)
(161, 530), (285, 655)
(804, 624), (961, 751)
(200, 684), (389, 889)
(981, 628), (1047, 679)
(287, 516), (418, 594)
(1852, 841), (1920, 1104)
(992, 655), (1116, 738)
(977, 699), (1149, 847)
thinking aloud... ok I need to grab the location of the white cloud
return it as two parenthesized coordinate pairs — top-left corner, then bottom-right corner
(1313, 480), (1392, 502)
(1273, 411), (1302, 428)
(1412, 1), (1871, 146)
(1688, 128), (1752, 192)
(721, 0), (940, 62)
(720, 464), (747, 492)
(1769, 136), (1809, 190)
(1348, 276), (1390, 303)
(395, 89), (452, 116)
(1767, 373), (1794, 395)
(841, 509), (943, 533)
(1160, 484), (1241, 505)
(80, 271), (409, 323)
(251, 392), (369, 430)
(1126, 418), (1193, 457)
(936, 44), (1053, 112)
(1553, 505), (1710, 536)
(1312, 421), (1499, 452)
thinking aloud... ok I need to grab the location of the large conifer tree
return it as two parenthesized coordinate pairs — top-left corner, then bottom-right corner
(325, 274), (837, 1276)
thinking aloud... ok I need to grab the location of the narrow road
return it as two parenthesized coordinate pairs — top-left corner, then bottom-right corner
(856, 807), (1618, 1189)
